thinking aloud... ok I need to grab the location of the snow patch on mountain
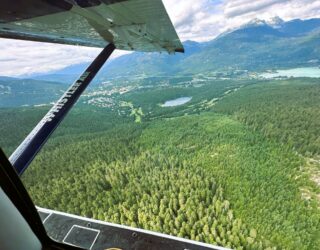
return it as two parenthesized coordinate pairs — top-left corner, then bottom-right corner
(266, 16), (285, 28)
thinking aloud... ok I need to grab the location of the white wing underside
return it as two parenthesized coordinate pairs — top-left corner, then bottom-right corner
(0, 0), (184, 53)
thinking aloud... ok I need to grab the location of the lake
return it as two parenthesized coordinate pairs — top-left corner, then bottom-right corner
(161, 97), (192, 107)
(260, 67), (320, 78)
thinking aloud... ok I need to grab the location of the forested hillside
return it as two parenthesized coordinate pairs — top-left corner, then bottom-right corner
(1, 77), (319, 250)
(214, 78), (320, 155)
(0, 76), (64, 107)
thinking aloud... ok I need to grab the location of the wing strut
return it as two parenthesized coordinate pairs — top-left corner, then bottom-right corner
(9, 43), (116, 175)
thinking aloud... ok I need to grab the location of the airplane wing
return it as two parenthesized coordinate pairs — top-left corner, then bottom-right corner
(0, 0), (184, 53)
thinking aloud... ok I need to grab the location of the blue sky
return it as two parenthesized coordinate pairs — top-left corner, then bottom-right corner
(0, 0), (319, 77)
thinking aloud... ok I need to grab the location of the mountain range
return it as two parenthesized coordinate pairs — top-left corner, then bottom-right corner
(26, 17), (320, 82)
(0, 76), (63, 107)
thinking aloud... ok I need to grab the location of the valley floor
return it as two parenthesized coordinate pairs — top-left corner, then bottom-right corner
(1, 77), (319, 249)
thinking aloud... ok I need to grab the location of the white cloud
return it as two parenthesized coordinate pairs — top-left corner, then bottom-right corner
(0, 0), (320, 76)
(224, 0), (288, 18)
(163, 0), (224, 41)
(220, 0), (320, 34)
(163, 0), (320, 41)
(0, 39), (130, 77)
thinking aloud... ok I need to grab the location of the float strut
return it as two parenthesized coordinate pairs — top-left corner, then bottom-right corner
(9, 43), (116, 175)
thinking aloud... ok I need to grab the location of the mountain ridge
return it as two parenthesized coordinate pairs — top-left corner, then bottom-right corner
(19, 17), (320, 81)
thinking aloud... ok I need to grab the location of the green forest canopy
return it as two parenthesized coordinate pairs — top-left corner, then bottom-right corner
(0, 77), (319, 249)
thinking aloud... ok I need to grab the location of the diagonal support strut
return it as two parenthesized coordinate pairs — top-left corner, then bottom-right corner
(9, 43), (116, 175)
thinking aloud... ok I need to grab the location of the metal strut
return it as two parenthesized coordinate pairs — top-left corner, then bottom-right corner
(9, 43), (116, 175)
